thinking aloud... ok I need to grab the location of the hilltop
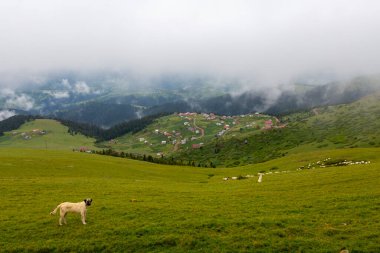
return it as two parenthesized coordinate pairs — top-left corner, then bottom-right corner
(98, 112), (284, 160)
(0, 118), (96, 150)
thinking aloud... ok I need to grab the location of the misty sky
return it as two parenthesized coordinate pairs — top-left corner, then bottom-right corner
(1, 0), (380, 87)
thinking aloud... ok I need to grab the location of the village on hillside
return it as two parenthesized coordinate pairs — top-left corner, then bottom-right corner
(103, 112), (286, 157)
(11, 129), (47, 140)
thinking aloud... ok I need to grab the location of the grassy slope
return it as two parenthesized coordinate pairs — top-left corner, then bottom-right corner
(0, 119), (96, 150)
(175, 94), (380, 167)
(0, 148), (379, 252)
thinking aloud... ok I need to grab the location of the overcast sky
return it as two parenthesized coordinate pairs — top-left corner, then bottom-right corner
(1, 0), (380, 87)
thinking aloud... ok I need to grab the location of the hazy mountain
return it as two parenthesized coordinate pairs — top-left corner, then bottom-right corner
(1, 73), (379, 126)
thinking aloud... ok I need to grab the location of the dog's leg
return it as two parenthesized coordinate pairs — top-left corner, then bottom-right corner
(63, 213), (67, 225)
(81, 211), (87, 225)
(59, 211), (66, 226)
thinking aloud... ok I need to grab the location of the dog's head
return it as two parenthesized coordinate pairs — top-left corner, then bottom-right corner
(84, 198), (92, 206)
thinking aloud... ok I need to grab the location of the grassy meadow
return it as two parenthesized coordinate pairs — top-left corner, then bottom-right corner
(0, 119), (97, 150)
(1, 148), (379, 252)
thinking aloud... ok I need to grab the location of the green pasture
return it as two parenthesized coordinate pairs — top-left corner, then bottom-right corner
(0, 148), (379, 252)
(0, 119), (96, 150)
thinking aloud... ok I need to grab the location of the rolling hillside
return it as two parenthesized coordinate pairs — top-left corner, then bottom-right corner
(96, 93), (380, 167)
(0, 91), (379, 252)
(0, 148), (379, 252)
(0, 93), (379, 168)
(98, 112), (283, 159)
(0, 119), (96, 150)
(170, 94), (380, 167)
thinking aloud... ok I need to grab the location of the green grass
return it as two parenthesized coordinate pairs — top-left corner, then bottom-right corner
(0, 119), (97, 150)
(1, 148), (379, 252)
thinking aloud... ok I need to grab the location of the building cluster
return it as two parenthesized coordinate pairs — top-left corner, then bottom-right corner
(13, 129), (47, 140)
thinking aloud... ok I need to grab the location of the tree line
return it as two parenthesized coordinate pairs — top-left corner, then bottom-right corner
(0, 115), (38, 136)
(88, 148), (216, 168)
(0, 113), (169, 141)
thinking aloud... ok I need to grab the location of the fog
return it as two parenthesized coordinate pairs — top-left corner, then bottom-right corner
(1, 0), (380, 89)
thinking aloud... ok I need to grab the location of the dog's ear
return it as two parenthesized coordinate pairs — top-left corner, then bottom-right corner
(84, 199), (86, 202)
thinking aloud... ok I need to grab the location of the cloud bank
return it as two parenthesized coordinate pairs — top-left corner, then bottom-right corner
(0, 110), (16, 121)
(0, 0), (380, 88)
(0, 89), (35, 110)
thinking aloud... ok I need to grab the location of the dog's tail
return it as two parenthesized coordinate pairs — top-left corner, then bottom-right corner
(50, 204), (62, 215)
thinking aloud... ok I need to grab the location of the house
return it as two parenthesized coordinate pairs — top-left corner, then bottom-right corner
(79, 146), (90, 152)
(264, 120), (273, 129)
(181, 139), (187, 145)
(192, 144), (202, 149)
(154, 129), (159, 134)
(179, 112), (197, 117)
(161, 141), (167, 145)
(139, 138), (145, 142)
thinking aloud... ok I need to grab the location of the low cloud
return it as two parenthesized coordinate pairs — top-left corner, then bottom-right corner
(43, 90), (70, 99)
(61, 79), (71, 89)
(1, 89), (35, 110)
(73, 81), (91, 94)
(0, 109), (16, 121)
(0, 1), (379, 91)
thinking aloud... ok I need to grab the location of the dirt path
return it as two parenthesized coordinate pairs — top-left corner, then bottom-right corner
(173, 140), (180, 152)
(312, 108), (319, 115)
(192, 118), (205, 139)
(173, 117), (204, 152)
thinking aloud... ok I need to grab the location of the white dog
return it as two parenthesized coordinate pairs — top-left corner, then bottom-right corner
(50, 198), (92, 225)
